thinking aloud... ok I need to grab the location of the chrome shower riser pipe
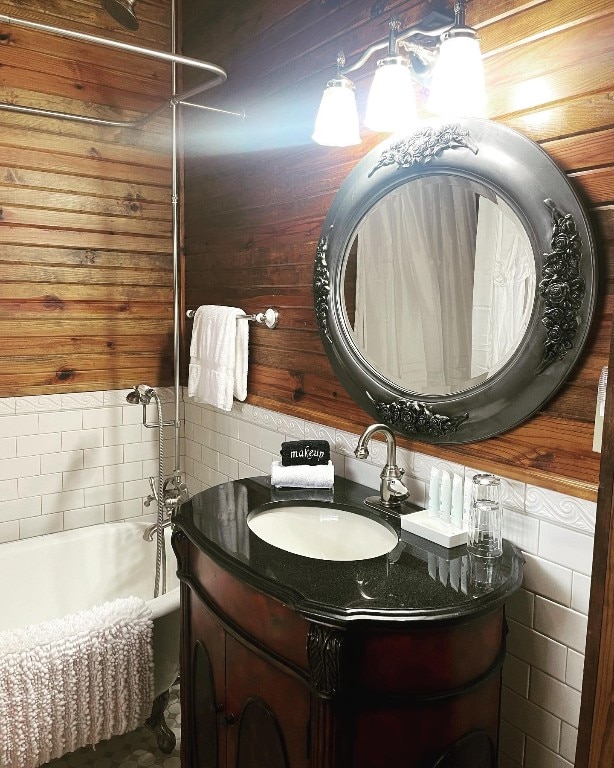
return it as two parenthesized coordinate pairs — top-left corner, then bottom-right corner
(171, 0), (181, 469)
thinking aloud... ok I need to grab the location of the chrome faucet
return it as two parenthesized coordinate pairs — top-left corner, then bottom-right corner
(354, 423), (410, 511)
(143, 474), (189, 541)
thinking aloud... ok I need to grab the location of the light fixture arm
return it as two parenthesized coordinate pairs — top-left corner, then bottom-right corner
(338, 16), (453, 78)
(394, 22), (452, 48)
(339, 40), (388, 76)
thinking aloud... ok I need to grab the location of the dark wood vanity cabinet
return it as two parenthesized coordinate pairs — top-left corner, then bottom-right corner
(175, 534), (508, 768)
(172, 479), (523, 768)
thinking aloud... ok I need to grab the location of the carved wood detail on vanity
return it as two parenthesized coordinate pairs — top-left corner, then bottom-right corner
(307, 624), (344, 699)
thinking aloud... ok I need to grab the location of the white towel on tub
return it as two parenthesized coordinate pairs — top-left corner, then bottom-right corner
(188, 305), (249, 411)
(0, 596), (153, 768)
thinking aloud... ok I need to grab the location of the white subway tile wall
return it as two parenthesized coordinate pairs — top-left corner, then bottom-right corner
(0, 388), (596, 767)
(182, 394), (596, 768)
(0, 388), (179, 539)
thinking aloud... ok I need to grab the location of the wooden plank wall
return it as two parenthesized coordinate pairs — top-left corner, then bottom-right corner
(0, 0), (175, 394)
(182, 0), (614, 501)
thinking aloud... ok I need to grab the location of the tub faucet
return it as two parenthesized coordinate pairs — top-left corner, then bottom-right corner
(144, 475), (189, 511)
(354, 423), (410, 511)
(143, 474), (189, 541)
(143, 516), (173, 542)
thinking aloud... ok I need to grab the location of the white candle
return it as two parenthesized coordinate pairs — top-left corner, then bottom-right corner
(439, 470), (452, 522)
(451, 473), (464, 528)
(428, 467), (441, 517)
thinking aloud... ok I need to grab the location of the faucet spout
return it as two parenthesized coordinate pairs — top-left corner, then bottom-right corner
(355, 423), (399, 465)
(143, 516), (172, 542)
(354, 423), (410, 510)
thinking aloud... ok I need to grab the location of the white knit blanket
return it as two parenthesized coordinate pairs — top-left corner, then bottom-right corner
(0, 596), (154, 768)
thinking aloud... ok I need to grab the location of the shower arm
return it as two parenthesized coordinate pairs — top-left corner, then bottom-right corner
(0, 13), (237, 127)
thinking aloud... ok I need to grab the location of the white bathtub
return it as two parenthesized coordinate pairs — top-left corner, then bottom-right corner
(0, 520), (180, 698)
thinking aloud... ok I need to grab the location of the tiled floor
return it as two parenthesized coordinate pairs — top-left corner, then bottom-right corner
(42, 684), (181, 768)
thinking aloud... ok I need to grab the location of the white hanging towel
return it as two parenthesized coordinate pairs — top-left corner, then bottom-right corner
(188, 305), (249, 410)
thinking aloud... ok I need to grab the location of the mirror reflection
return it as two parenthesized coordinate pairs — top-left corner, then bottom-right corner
(342, 176), (536, 396)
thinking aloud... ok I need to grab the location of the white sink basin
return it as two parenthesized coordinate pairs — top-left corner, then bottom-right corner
(247, 504), (398, 561)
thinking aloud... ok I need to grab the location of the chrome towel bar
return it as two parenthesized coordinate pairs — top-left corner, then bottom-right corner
(186, 307), (279, 329)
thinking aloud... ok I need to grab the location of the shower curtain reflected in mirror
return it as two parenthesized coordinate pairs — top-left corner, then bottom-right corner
(471, 196), (535, 379)
(348, 177), (535, 396)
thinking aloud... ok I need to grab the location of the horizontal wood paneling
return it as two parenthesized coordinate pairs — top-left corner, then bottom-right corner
(0, 0), (175, 395)
(183, 0), (614, 499)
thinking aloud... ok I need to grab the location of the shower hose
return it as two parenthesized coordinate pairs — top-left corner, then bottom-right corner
(152, 390), (166, 599)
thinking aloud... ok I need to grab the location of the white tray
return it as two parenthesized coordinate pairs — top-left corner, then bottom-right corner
(400, 508), (467, 548)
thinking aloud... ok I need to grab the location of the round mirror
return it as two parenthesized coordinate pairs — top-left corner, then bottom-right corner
(314, 119), (596, 444)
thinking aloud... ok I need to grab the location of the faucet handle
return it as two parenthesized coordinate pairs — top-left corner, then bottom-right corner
(386, 477), (410, 502)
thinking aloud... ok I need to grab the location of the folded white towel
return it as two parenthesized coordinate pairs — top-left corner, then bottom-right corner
(188, 305), (249, 410)
(271, 460), (335, 489)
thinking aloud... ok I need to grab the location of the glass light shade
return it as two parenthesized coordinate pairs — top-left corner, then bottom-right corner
(312, 80), (361, 147)
(364, 57), (416, 134)
(427, 34), (486, 118)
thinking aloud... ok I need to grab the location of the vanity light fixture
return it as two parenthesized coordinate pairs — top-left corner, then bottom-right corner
(364, 17), (416, 134)
(426, 1), (486, 117)
(312, 0), (486, 147)
(311, 53), (361, 147)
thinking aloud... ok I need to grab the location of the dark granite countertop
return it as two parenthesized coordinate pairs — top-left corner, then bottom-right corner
(173, 476), (524, 626)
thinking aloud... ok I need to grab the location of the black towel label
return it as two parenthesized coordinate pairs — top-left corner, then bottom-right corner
(280, 440), (330, 467)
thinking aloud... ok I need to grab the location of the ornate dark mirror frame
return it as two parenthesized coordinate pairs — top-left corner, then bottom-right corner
(313, 119), (597, 444)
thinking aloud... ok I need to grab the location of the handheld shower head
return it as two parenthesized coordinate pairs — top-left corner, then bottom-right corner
(101, 0), (139, 31)
(126, 384), (155, 405)
(125, 388), (141, 405)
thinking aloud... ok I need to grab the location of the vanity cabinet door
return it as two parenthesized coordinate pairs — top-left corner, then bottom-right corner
(184, 586), (311, 768)
(225, 634), (311, 768)
(187, 592), (227, 768)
